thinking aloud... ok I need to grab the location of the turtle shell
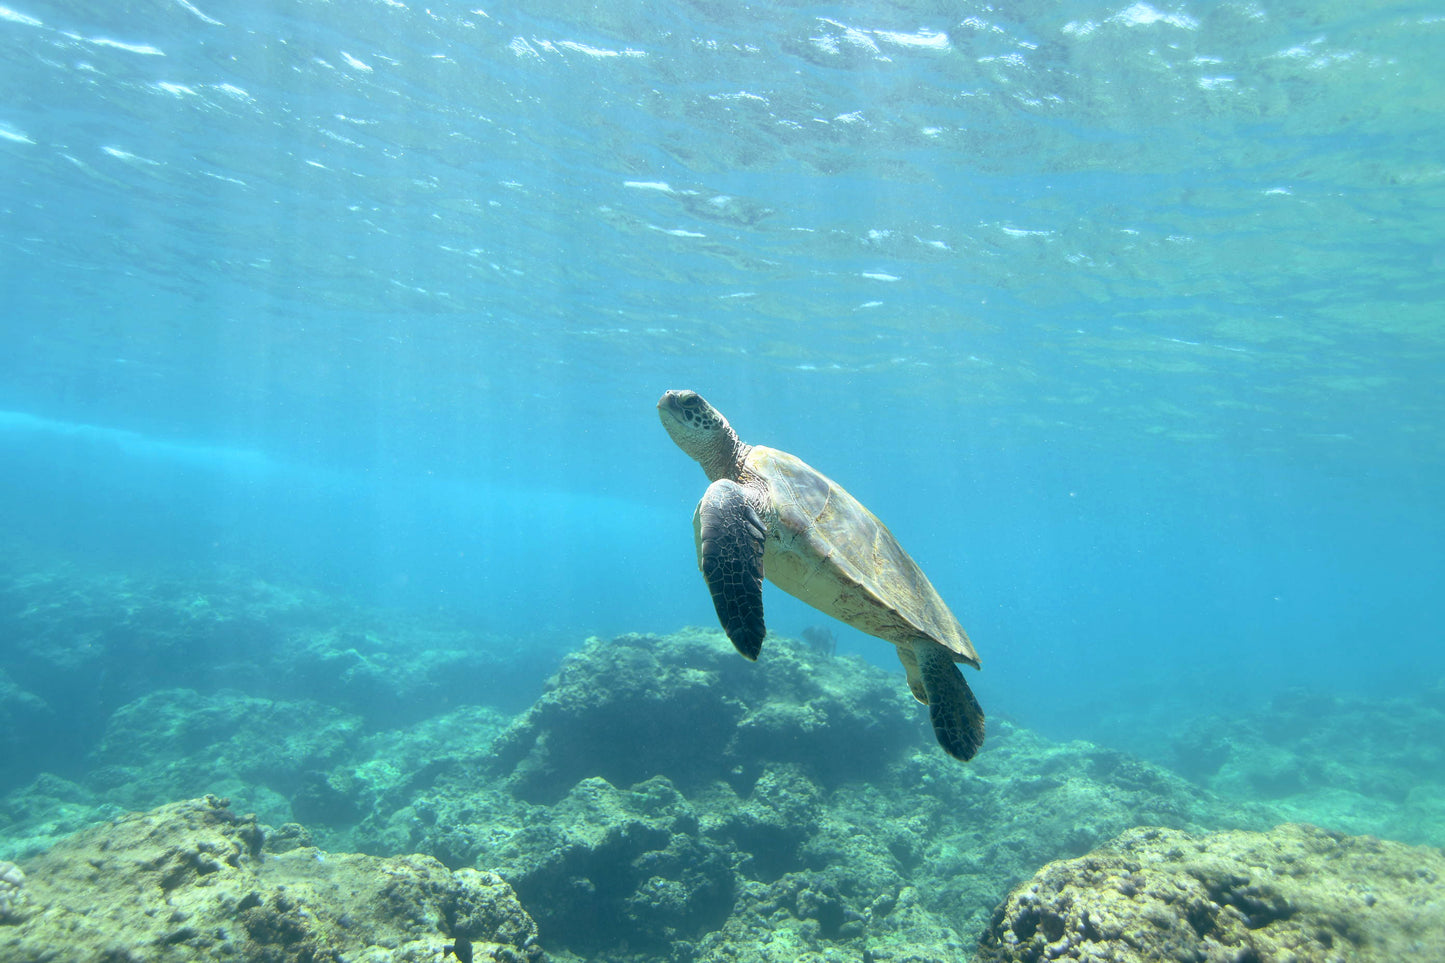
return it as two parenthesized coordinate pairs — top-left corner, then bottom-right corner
(743, 446), (980, 667)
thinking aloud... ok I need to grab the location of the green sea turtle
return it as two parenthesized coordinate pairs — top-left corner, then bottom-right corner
(658, 389), (985, 760)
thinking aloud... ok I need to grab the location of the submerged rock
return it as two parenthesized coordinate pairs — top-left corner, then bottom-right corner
(0, 671), (51, 790)
(6, 609), (1388, 963)
(8, 551), (1442, 963)
(87, 688), (361, 824)
(0, 859), (23, 924)
(367, 630), (1266, 962)
(1171, 687), (1445, 845)
(0, 773), (124, 861)
(694, 877), (969, 963)
(488, 775), (735, 957)
(489, 629), (921, 802)
(0, 563), (563, 797)
(977, 822), (1445, 963)
(0, 795), (541, 963)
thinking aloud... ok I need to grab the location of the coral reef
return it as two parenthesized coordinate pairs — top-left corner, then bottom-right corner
(0, 698), (512, 860)
(5, 556), (1443, 963)
(1168, 686), (1445, 844)
(0, 795), (541, 963)
(346, 630), (1266, 961)
(494, 775), (735, 957)
(977, 822), (1445, 963)
(0, 859), (23, 924)
(0, 563), (564, 795)
(0, 671), (51, 790)
(798, 625), (837, 657)
(0, 774), (124, 859)
(488, 630), (924, 801)
(87, 688), (361, 820)
(365, 760), (980, 963)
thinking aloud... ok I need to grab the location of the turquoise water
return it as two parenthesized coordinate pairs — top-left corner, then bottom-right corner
(1, 0), (1442, 748)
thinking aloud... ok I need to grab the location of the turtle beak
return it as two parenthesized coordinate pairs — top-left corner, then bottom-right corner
(658, 392), (691, 445)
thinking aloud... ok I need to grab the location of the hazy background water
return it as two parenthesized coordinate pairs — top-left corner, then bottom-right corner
(1, 0), (1441, 745)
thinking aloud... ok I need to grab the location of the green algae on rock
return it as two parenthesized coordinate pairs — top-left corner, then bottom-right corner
(0, 670), (51, 791)
(488, 628), (922, 802)
(0, 859), (24, 924)
(0, 795), (541, 963)
(0, 562), (562, 801)
(2, 619), (1349, 963)
(977, 823), (1445, 963)
(86, 688), (362, 824)
(488, 775), (735, 958)
(358, 630), (1267, 962)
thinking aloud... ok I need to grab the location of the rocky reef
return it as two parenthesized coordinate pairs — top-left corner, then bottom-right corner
(978, 822), (1445, 963)
(0, 561), (551, 852)
(4, 560), (1444, 962)
(337, 630), (1271, 962)
(487, 629), (923, 801)
(0, 562), (563, 794)
(0, 858), (23, 924)
(0, 794), (540, 963)
(1168, 685), (1445, 845)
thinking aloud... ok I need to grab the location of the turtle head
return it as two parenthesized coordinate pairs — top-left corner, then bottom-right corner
(658, 390), (744, 479)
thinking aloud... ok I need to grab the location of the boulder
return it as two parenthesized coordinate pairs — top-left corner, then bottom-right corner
(488, 629), (922, 802)
(977, 822), (1445, 963)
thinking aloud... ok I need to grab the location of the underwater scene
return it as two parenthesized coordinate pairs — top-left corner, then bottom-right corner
(2, 0), (1443, 960)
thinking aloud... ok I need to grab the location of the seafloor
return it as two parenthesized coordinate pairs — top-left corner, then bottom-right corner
(1, 557), (1443, 962)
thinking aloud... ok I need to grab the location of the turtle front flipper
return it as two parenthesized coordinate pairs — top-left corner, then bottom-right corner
(694, 478), (767, 660)
(912, 639), (985, 761)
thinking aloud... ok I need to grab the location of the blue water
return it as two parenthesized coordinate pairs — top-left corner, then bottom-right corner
(1, 0), (1442, 745)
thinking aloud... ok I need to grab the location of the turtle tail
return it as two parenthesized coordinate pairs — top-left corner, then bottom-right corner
(913, 639), (985, 761)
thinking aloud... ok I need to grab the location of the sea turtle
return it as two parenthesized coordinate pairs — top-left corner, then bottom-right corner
(658, 389), (985, 761)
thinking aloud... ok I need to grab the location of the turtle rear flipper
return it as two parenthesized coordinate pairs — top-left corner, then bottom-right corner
(695, 478), (767, 659)
(896, 644), (929, 705)
(913, 639), (985, 761)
